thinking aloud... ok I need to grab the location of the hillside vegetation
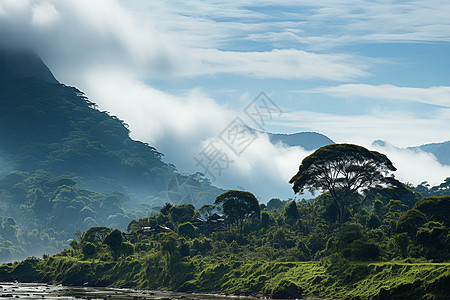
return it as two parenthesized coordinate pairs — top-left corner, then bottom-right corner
(0, 77), (222, 260)
(2, 188), (449, 298)
(1, 52), (449, 299)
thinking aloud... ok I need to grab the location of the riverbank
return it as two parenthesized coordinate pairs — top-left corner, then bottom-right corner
(1, 256), (449, 299)
(0, 282), (263, 300)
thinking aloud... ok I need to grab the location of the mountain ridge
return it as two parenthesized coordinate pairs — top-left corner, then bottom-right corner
(267, 131), (334, 151)
(372, 139), (450, 166)
(0, 49), (222, 207)
(0, 47), (58, 84)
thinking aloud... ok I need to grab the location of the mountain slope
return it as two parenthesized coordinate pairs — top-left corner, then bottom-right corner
(268, 131), (334, 151)
(372, 140), (450, 166)
(0, 48), (58, 84)
(0, 49), (222, 205)
(409, 141), (450, 166)
(0, 78), (171, 192)
(0, 48), (225, 261)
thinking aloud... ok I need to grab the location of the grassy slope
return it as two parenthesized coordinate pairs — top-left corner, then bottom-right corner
(1, 256), (449, 299)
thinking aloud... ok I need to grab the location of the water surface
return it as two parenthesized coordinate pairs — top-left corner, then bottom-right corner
(0, 282), (260, 300)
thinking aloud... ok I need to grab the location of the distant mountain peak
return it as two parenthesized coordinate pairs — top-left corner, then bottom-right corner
(371, 139), (450, 166)
(267, 131), (334, 151)
(0, 47), (58, 84)
(372, 140), (391, 148)
(408, 140), (450, 166)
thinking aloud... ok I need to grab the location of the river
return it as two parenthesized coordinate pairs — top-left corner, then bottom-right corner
(0, 282), (264, 300)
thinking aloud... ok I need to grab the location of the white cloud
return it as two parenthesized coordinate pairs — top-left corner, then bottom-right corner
(122, 1), (450, 49)
(197, 132), (311, 201)
(371, 144), (450, 187)
(0, 0), (371, 84)
(0, 0), (448, 200)
(32, 2), (59, 28)
(79, 69), (309, 201)
(250, 1), (450, 48)
(0, 0), (29, 13)
(309, 84), (450, 107)
(81, 70), (232, 154)
(279, 108), (450, 147)
(180, 48), (368, 81)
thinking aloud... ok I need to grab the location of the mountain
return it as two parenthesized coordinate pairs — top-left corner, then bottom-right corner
(268, 131), (334, 151)
(0, 47), (58, 84)
(372, 140), (450, 166)
(0, 48), (224, 261)
(0, 48), (222, 206)
(408, 141), (450, 166)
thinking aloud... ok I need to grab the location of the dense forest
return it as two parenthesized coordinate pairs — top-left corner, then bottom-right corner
(0, 78), (222, 204)
(1, 144), (449, 299)
(0, 75), (223, 261)
(1, 51), (449, 299)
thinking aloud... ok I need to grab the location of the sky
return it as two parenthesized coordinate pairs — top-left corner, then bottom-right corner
(0, 0), (449, 201)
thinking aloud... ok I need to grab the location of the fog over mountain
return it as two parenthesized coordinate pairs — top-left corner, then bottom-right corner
(0, 47), (223, 207)
(408, 141), (450, 166)
(0, 47), (58, 84)
(373, 140), (450, 166)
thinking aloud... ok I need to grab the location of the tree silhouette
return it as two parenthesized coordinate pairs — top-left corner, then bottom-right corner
(214, 190), (260, 231)
(102, 229), (123, 260)
(289, 144), (398, 223)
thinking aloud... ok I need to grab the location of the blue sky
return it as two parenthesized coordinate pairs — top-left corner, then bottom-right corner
(1, 0), (449, 200)
(116, 0), (450, 145)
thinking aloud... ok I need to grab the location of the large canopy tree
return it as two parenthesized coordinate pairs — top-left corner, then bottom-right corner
(102, 229), (123, 260)
(214, 190), (260, 231)
(289, 144), (399, 223)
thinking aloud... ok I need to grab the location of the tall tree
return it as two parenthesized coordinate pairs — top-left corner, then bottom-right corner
(289, 144), (398, 223)
(214, 190), (260, 231)
(102, 229), (123, 260)
(81, 226), (111, 244)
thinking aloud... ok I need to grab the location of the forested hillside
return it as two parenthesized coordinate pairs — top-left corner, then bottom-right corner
(0, 78), (171, 193)
(0, 51), (223, 261)
(2, 144), (449, 298)
(0, 171), (137, 261)
(2, 189), (449, 298)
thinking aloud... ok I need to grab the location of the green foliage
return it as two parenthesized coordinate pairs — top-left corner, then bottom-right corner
(267, 198), (285, 211)
(290, 143), (399, 223)
(367, 213), (381, 229)
(413, 195), (450, 226)
(415, 177), (450, 197)
(178, 222), (197, 238)
(214, 190), (260, 230)
(0, 171), (142, 261)
(396, 209), (427, 239)
(82, 226), (111, 244)
(391, 233), (411, 258)
(102, 229), (123, 260)
(270, 279), (303, 299)
(416, 222), (450, 260)
(260, 211), (275, 228)
(169, 204), (195, 224)
(2, 257), (449, 300)
(82, 242), (96, 258)
(1, 192), (449, 296)
(284, 201), (299, 222)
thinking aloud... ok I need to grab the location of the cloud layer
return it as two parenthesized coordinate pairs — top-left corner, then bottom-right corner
(311, 84), (450, 108)
(280, 109), (450, 147)
(0, 0), (372, 84)
(0, 0), (448, 200)
(371, 144), (450, 187)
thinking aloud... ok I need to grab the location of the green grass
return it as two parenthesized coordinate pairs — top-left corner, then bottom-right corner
(1, 256), (449, 299)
